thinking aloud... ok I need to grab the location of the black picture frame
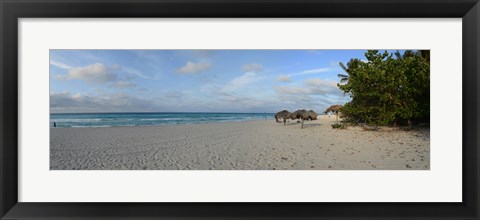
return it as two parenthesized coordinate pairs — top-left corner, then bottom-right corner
(1, 0), (478, 219)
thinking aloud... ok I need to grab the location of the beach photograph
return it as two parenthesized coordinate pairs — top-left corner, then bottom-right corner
(50, 49), (430, 170)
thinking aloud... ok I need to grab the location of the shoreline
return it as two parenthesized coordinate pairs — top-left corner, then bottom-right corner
(50, 116), (430, 170)
(50, 117), (272, 128)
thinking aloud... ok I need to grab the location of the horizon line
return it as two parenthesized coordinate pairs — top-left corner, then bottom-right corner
(50, 111), (278, 114)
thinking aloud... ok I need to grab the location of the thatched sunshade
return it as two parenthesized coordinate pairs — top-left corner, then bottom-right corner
(274, 110), (291, 126)
(324, 105), (342, 122)
(291, 109), (318, 129)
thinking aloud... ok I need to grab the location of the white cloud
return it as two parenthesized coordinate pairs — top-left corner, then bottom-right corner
(122, 67), (152, 79)
(55, 63), (118, 83)
(111, 81), (136, 89)
(274, 86), (310, 95)
(177, 61), (212, 74)
(50, 60), (72, 69)
(72, 93), (82, 99)
(242, 63), (263, 73)
(200, 84), (281, 112)
(276, 67), (332, 84)
(295, 67), (331, 76)
(163, 91), (184, 99)
(227, 72), (263, 90)
(276, 75), (292, 82)
(274, 79), (350, 112)
(303, 78), (339, 90)
(219, 63), (266, 90)
(274, 78), (350, 111)
(275, 78), (340, 95)
(51, 91), (214, 113)
(282, 67), (332, 78)
(273, 78), (349, 111)
(50, 92), (158, 113)
(302, 68), (329, 75)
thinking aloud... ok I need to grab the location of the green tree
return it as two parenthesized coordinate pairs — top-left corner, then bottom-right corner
(337, 50), (430, 127)
(338, 58), (363, 86)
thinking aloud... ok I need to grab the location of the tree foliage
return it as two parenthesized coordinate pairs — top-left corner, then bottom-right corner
(337, 50), (430, 126)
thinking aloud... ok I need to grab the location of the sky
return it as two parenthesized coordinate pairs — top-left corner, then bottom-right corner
(50, 49), (372, 113)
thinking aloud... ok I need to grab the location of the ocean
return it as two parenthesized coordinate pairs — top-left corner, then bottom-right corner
(50, 112), (275, 128)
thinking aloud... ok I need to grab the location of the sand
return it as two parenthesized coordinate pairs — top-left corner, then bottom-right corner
(50, 116), (430, 170)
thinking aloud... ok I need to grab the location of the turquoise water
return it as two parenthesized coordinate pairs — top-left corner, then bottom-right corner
(50, 112), (275, 128)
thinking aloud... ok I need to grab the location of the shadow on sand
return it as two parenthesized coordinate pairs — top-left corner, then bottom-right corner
(280, 121), (322, 128)
(302, 123), (322, 128)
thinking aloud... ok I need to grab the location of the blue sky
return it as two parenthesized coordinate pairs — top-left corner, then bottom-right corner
(50, 49), (372, 113)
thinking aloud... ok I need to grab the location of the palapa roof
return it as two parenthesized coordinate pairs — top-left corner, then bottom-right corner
(324, 105), (342, 113)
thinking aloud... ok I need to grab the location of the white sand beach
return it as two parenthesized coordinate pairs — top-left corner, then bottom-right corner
(50, 116), (430, 170)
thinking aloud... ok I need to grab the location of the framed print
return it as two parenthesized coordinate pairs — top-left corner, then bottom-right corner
(1, 0), (479, 219)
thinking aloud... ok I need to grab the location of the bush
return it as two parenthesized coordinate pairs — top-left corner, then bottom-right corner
(331, 123), (347, 129)
(337, 50), (430, 127)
